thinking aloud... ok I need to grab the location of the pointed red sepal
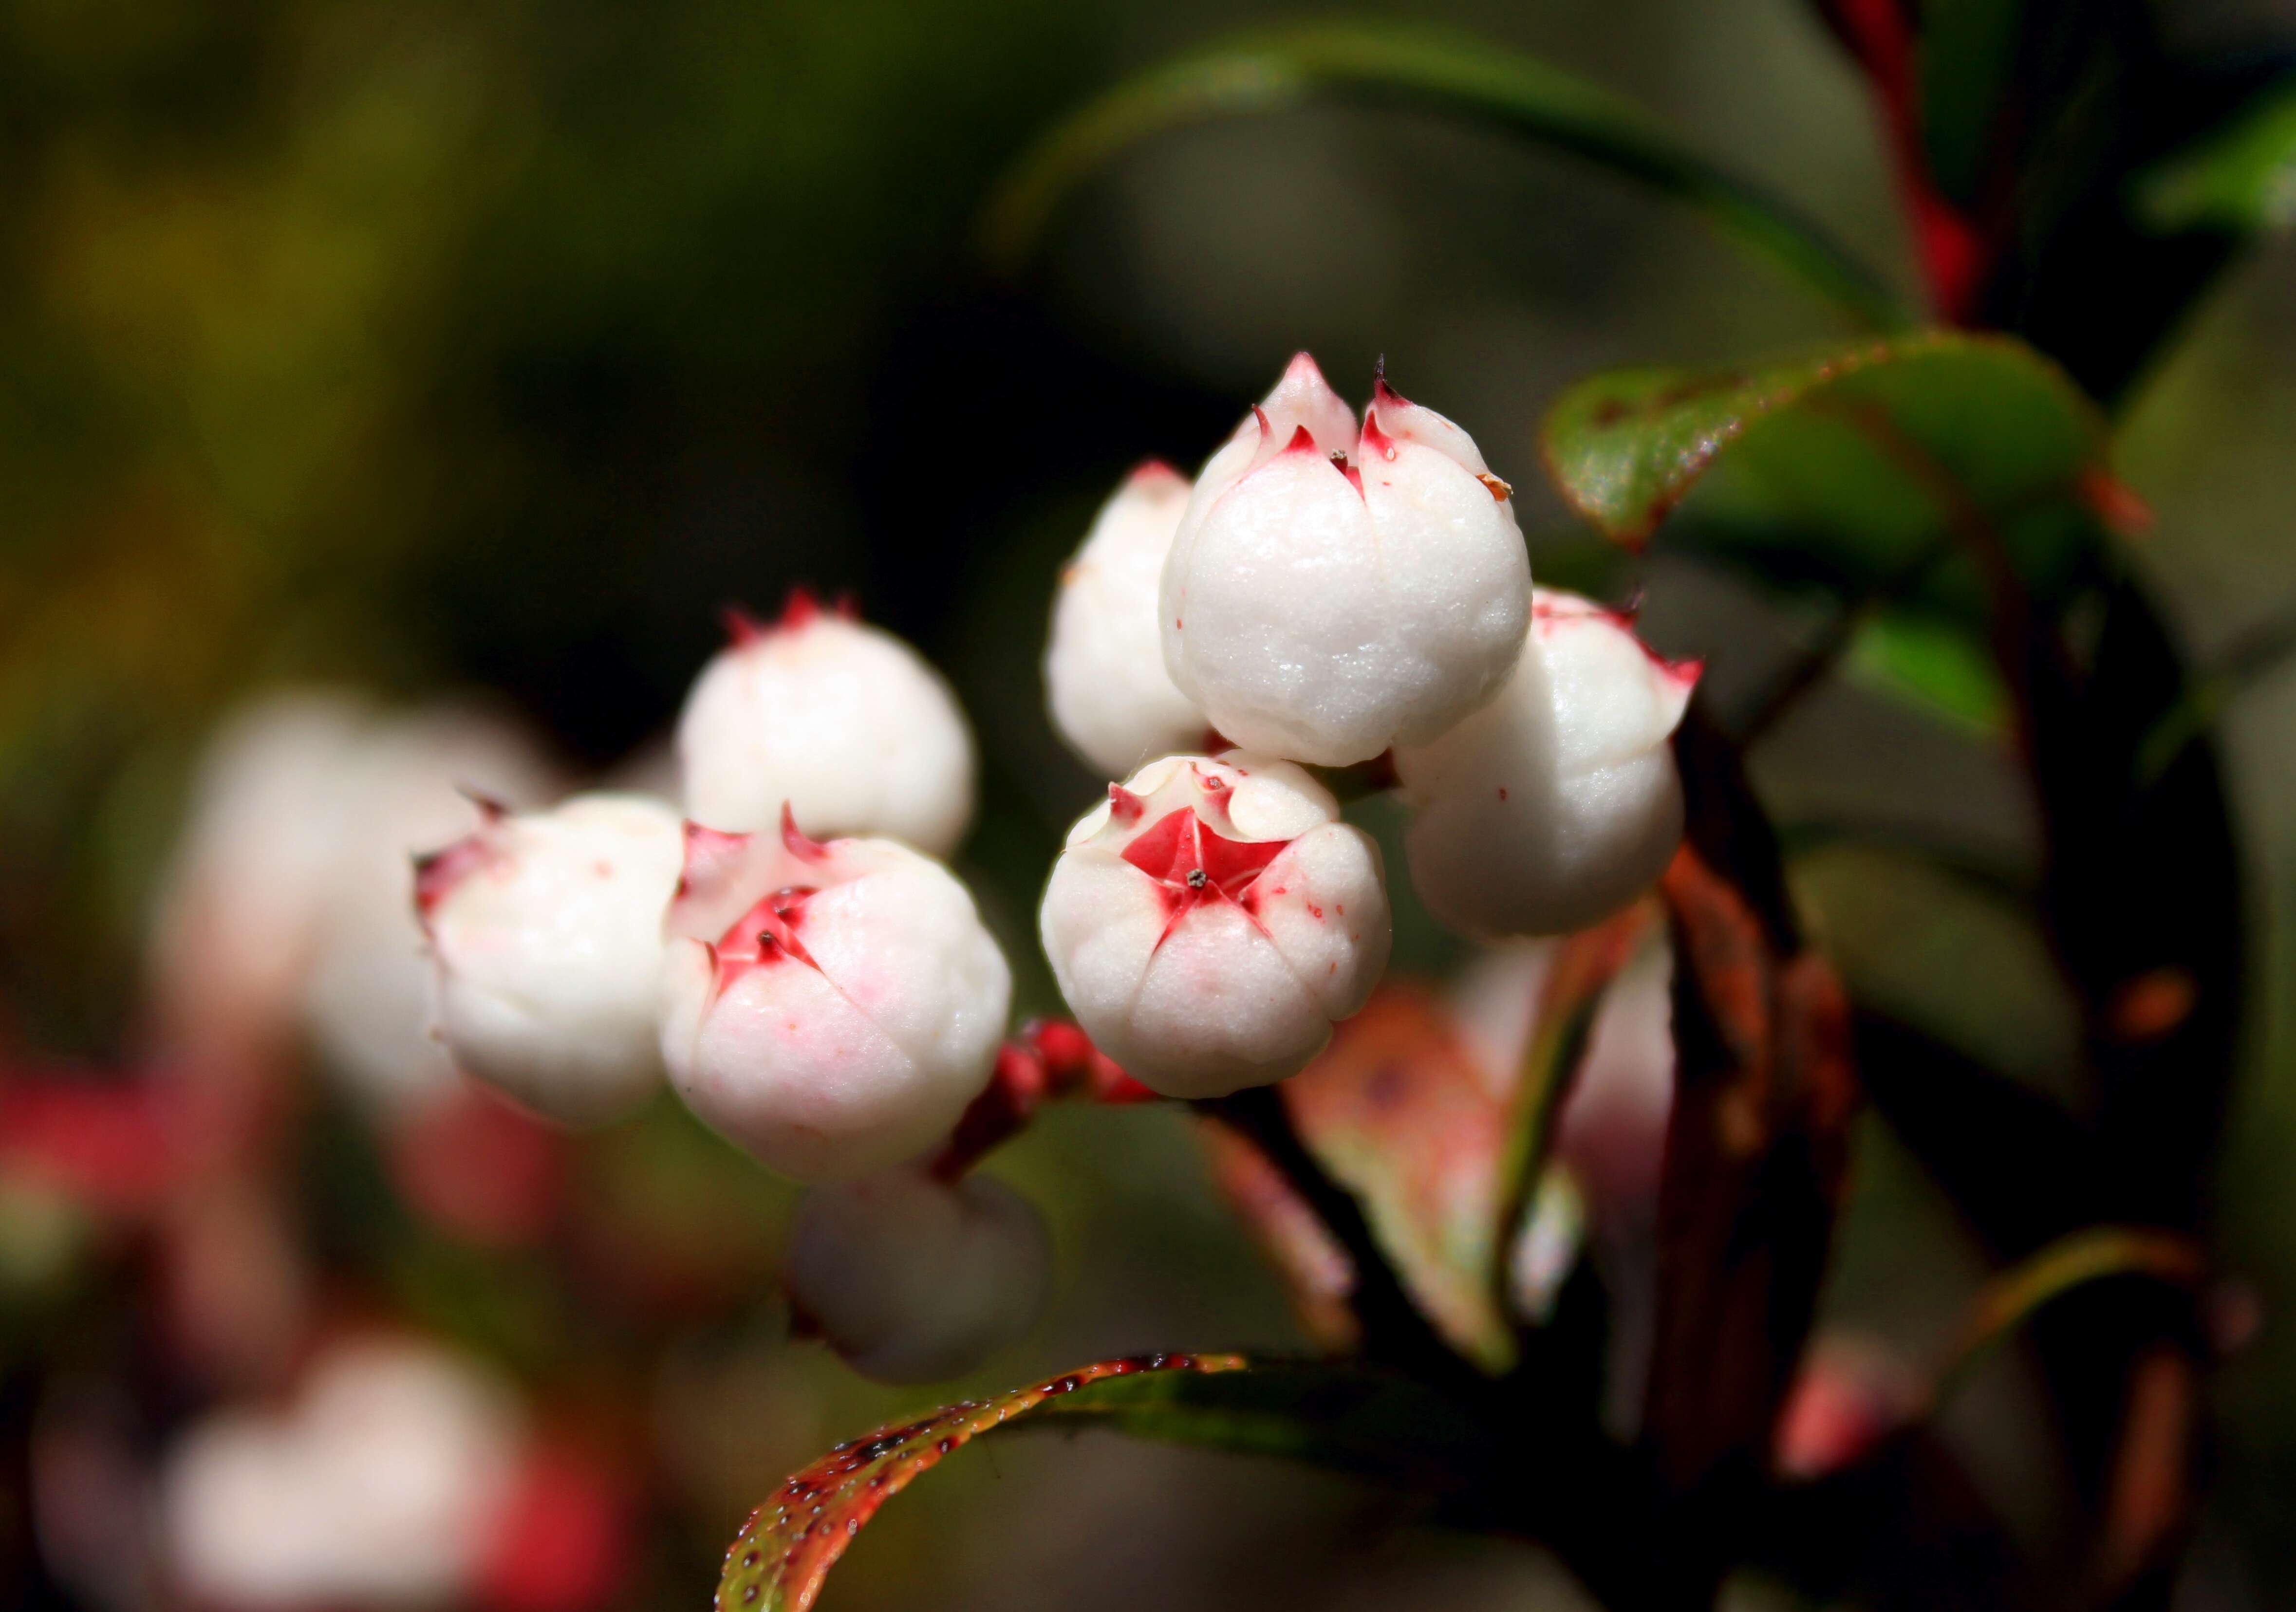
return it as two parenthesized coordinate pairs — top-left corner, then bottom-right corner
(1358, 405), (1398, 463)
(412, 834), (494, 922)
(1117, 808), (1191, 881)
(1126, 458), (1187, 492)
(713, 885), (823, 984)
(1107, 783), (1146, 824)
(780, 802), (830, 862)
(1658, 653), (1707, 691)
(674, 821), (749, 903)
(778, 587), (824, 630)
(1119, 807), (1290, 898)
(1189, 764), (1236, 831)
(1371, 371), (1411, 411)
(721, 603), (770, 646)
(1280, 424), (1319, 455)
(1251, 405), (1272, 447)
(453, 784), (512, 823)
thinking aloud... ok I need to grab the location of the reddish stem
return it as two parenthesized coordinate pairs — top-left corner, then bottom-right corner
(929, 1021), (1154, 1180)
(1819, 0), (1990, 322)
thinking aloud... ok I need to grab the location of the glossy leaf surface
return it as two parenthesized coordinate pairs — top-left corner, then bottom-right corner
(1540, 333), (2106, 624)
(713, 1355), (1497, 1612)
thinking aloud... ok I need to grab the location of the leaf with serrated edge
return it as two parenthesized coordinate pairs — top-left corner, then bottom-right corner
(712, 1356), (1507, 1612)
(1538, 333), (2106, 622)
(715, 1355), (1245, 1612)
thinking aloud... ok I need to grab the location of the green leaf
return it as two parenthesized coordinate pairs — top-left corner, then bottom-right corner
(2134, 76), (2296, 233)
(1844, 609), (2013, 735)
(712, 1355), (1494, 1612)
(1539, 331), (2109, 619)
(982, 23), (1909, 331)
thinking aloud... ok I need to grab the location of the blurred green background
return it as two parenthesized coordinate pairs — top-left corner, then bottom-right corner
(9, 0), (2296, 1606)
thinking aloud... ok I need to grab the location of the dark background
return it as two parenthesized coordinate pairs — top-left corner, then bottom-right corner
(8, 0), (2296, 1606)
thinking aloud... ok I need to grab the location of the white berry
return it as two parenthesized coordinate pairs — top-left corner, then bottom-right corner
(1039, 752), (1390, 1098)
(298, 707), (569, 1113)
(1397, 590), (1699, 937)
(1159, 355), (1532, 765)
(784, 1167), (1050, 1383)
(658, 811), (1011, 1181)
(158, 1336), (523, 1611)
(675, 595), (974, 856)
(417, 792), (684, 1127)
(1044, 461), (1209, 775)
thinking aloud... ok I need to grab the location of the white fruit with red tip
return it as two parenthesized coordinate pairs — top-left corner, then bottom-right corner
(784, 1167), (1050, 1383)
(1398, 590), (1699, 937)
(417, 793), (683, 1127)
(1044, 461), (1208, 775)
(147, 691), (380, 1055)
(300, 708), (568, 1112)
(658, 812), (1010, 1181)
(1039, 752), (1390, 1098)
(1159, 354), (1531, 765)
(676, 596), (975, 855)
(158, 1336), (522, 1611)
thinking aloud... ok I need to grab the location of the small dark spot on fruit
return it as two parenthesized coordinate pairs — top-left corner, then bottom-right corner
(1186, 868), (1208, 890)
(1497, 787), (1509, 801)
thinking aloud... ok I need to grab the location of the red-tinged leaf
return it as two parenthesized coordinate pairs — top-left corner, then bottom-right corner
(1644, 838), (1859, 1495)
(715, 1354), (1246, 1612)
(1277, 987), (1515, 1371)
(1538, 333), (2106, 631)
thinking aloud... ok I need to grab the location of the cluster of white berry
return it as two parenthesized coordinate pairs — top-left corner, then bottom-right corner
(157, 355), (1694, 1387)
(1040, 353), (1699, 1092)
(401, 594), (1037, 1381)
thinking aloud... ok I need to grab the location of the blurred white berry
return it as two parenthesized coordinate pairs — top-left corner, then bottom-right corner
(300, 707), (568, 1113)
(784, 1167), (1050, 1383)
(416, 792), (684, 1127)
(658, 810), (1011, 1181)
(158, 1336), (522, 1610)
(1398, 590), (1699, 937)
(1044, 461), (1211, 776)
(147, 691), (379, 1060)
(675, 593), (975, 856)
(1039, 752), (1390, 1098)
(1159, 355), (1532, 765)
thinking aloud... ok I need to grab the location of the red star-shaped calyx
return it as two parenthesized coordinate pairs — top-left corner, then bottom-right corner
(711, 885), (822, 991)
(1118, 806), (1289, 909)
